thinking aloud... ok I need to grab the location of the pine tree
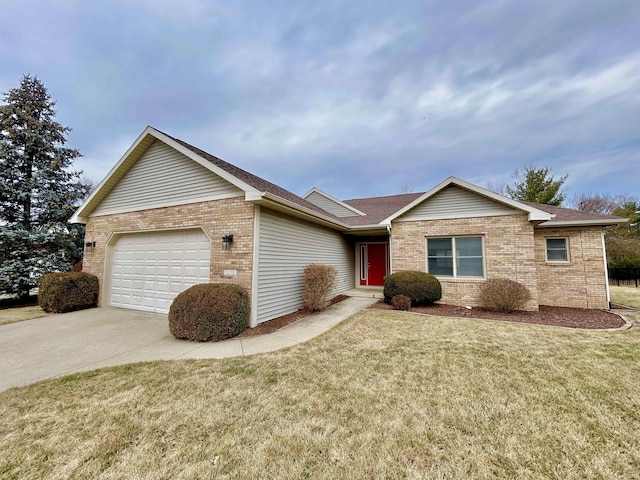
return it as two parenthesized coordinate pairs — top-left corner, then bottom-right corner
(0, 75), (90, 298)
(505, 166), (568, 206)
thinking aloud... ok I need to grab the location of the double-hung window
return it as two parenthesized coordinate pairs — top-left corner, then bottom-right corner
(427, 236), (484, 278)
(546, 238), (569, 262)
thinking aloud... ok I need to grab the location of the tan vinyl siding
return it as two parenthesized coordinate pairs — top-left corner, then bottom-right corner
(305, 191), (360, 217)
(398, 186), (518, 221)
(92, 140), (243, 215)
(256, 209), (354, 323)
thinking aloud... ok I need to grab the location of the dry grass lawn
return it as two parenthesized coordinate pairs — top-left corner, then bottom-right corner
(610, 285), (640, 309)
(0, 306), (49, 326)
(1, 310), (638, 479)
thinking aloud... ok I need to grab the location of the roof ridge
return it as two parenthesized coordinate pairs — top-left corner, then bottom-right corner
(343, 191), (425, 203)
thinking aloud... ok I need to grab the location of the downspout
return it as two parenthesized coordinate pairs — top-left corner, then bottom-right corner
(601, 230), (611, 309)
(250, 205), (261, 327)
(387, 224), (392, 275)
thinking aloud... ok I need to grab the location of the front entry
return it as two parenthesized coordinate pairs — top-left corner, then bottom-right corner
(359, 243), (389, 286)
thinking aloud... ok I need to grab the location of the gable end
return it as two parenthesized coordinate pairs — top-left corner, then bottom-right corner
(397, 186), (519, 222)
(92, 140), (243, 216)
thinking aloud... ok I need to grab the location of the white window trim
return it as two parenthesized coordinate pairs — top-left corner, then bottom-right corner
(545, 237), (570, 263)
(426, 235), (486, 279)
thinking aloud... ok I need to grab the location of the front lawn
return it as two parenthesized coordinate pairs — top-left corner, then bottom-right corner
(610, 285), (640, 309)
(0, 306), (49, 326)
(1, 310), (638, 479)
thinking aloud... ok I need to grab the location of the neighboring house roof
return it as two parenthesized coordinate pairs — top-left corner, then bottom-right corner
(71, 126), (627, 230)
(523, 202), (628, 227)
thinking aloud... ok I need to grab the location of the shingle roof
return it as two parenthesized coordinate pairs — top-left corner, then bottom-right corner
(160, 130), (345, 222)
(522, 201), (625, 224)
(159, 129), (625, 229)
(341, 193), (425, 226)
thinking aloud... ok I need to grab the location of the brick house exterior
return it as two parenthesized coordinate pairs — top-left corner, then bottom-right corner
(83, 198), (256, 307)
(391, 214), (540, 310)
(71, 126), (625, 325)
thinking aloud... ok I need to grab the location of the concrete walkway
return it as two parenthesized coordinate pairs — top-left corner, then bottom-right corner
(0, 296), (377, 392)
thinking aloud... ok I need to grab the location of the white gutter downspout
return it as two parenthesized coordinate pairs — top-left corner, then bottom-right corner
(602, 231), (611, 309)
(387, 224), (392, 275)
(250, 205), (261, 328)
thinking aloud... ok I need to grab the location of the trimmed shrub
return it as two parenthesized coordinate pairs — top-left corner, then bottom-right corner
(478, 278), (531, 312)
(169, 283), (250, 342)
(391, 294), (412, 311)
(303, 264), (337, 311)
(383, 271), (442, 306)
(38, 272), (99, 313)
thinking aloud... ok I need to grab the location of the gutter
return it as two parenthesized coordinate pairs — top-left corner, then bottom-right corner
(535, 218), (629, 228)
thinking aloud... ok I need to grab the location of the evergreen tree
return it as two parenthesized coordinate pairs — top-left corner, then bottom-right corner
(0, 75), (90, 298)
(505, 166), (568, 206)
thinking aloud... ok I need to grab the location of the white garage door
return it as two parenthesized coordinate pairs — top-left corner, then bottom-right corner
(110, 229), (211, 314)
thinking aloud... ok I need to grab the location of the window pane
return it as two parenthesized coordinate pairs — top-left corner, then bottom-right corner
(546, 238), (566, 249)
(547, 249), (567, 261)
(428, 238), (452, 257)
(428, 257), (453, 276)
(456, 237), (482, 256)
(457, 257), (484, 277)
(546, 238), (567, 261)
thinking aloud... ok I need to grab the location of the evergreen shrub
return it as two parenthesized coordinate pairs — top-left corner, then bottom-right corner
(169, 284), (249, 342)
(38, 272), (99, 313)
(383, 271), (442, 306)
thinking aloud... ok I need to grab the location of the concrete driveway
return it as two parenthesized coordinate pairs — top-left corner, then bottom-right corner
(0, 298), (377, 392)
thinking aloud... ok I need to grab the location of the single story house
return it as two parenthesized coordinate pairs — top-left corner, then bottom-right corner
(71, 126), (626, 326)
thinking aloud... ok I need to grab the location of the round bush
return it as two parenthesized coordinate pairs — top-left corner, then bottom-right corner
(478, 278), (531, 312)
(383, 271), (442, 306)
(169, 283), (250, 342)
(391, 294), (412, 311)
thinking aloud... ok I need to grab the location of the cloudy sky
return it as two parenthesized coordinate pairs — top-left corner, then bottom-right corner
(1, 0), (638, 202)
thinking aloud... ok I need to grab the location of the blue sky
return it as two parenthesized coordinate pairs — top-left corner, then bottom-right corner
(1, 0), (638, 202)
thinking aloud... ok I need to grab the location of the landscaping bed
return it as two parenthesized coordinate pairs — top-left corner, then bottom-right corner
(235, 295), (350, 338)
(369, 301), (627, 329)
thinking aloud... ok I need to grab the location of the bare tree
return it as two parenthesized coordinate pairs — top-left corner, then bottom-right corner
(400, 183), (414, 194)
(569, 193), (619, 214)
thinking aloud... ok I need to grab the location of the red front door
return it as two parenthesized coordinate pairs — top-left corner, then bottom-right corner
(361, 243), (388, 286)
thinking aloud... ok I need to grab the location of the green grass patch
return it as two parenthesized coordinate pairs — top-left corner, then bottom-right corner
(610, 285), (640, 309)
(1, 310), (638, 479)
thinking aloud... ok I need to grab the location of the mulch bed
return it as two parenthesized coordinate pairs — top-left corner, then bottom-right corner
(368, 301), (627, 330)
(235, 295), (350, 338)
(238, 295), (628, 337)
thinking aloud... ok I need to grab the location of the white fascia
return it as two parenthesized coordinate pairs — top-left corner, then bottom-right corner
(536, 218), (630, 228)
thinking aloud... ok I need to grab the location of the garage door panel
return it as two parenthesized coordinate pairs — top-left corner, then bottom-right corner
(110, 230), (210, 314)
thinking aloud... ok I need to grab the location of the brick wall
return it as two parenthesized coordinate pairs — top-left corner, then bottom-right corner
(82, 197), (255, 306)
(534, 227), (608, 309)
(391, 214), (540, 310)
